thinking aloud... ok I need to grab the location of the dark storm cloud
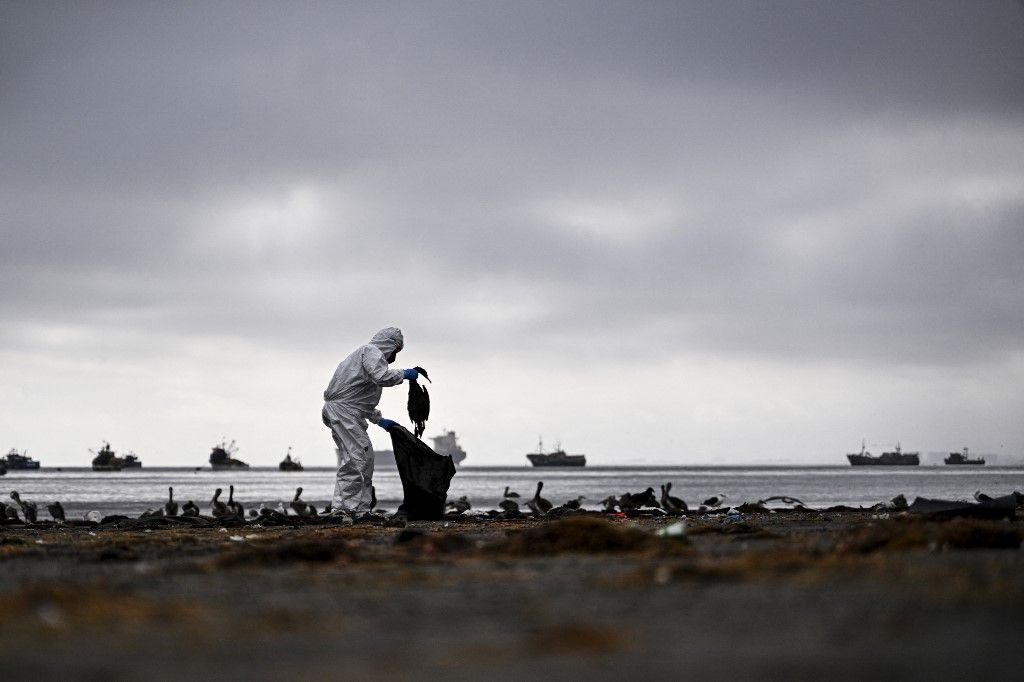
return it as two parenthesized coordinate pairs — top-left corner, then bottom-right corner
(1, 0), (1023, 369)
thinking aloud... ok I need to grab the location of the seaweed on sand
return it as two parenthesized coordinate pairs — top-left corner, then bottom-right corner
(495, 517), (667, 555)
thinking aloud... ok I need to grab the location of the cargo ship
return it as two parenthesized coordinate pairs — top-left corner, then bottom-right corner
(944, 447), (985, 466)
(4, 449), (41, 470)
(279, 447), (304, 471)
(847, 441), (919, 466)
(373, 429), (467, 467)
(121, 451), (142, 468)
(527, 438), (586, 467)
(209, 440), (250, 470)
(91, 442), (125, 471)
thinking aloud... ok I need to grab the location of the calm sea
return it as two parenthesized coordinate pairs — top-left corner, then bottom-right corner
(2, 466), (1022, 519)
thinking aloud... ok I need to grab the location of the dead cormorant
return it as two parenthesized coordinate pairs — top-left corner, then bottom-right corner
(406, 366), (431, 439)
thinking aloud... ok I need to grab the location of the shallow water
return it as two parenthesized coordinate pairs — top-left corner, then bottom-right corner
(2, 465), (1022, 519)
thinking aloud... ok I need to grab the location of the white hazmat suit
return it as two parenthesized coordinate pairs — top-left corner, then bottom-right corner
(322, 327), (407, 513)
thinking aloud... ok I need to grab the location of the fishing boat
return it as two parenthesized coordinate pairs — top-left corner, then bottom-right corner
(279, 447), (304, 471)
(847, 441), (919, 466)
(526, 438), (586, 467)
(944, 447), (985, 466)
(374, 429), (467, 466)
(122, 451), (143, 468)
(3, 448), (41, 470)
(209, 440), (250, 470)
(91, 442), (125, 471)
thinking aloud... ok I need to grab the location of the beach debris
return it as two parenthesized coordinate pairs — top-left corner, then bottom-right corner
(210, 488), (228, 517)
(657, 521), (687, 538)
(181, 500), (200, 517)
(164, 487), (178, 516)
(10, 491), (37, 523)
(226, 485), (244, 518)
(661, 484), (687, 514)
(139, 507), (164, 518)
(908, 494), (1016, 520)
(406, 366), (430, 439)
(85, 510), (102, 523)
(973, 490), (992, 503)
(734, 502), (769, 513)
(758, 495), (808, 509)
(503, 485), (520, 498)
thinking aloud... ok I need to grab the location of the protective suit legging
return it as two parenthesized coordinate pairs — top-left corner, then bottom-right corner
(326, 411), (375, 513)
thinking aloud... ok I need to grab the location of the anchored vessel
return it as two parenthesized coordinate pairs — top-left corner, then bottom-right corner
(945, 447), (985, 466)
(3, 449), (41, 470)
(527, 438), (587, 467)
(91, 442), (125, 471)
(279, 447), (304, 471)
(209, 440), (250, 470)
(373, 429), (467, 467)
(847, 442), (920, 466)
(121, 451), (143, 468)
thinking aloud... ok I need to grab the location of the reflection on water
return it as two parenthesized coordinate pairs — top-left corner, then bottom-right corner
(1, 466), (1022, 518)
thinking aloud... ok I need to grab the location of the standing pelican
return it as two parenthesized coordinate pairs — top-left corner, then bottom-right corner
(10, 491), (37, 523)
(164, 487), (178, 516)
(47, 501), (66, 522)
(210, 488), (228, 517)
(227, 485), (244, 517)
(526, 481), (552, 515)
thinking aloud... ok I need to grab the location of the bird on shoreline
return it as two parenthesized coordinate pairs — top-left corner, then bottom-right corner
(290, 487), (314, 517)
(211, 488), (228, 517)
(498, 498), (520, 516)
(446, 496), (471, 515)
(620, 488), (658, 510)
(10, 491), (37, 523)
(661, 483), (687, 514)
(227, 485), (244, 518)
(702, 494), (726, 509)
(526, 481), (552, 516)
(47, 501), (66, 522)
(599, 495), (620, 513)
(164, 487), (178, 517)
(181, 500), (200, 517)
(503, 486), (520, 498)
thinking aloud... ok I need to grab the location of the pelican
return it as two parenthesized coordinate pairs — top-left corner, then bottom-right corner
(530, 481), (552, 514)
(974, 490), (993, 503)
(47, 501), (66, 522)
(164, 487), (178, 517)
(211, 488), (228, 517)
(661, 483), (687, 513)
(599, 495), (620, 513)
(290, 487), (311, 516)
(498, 498), (520, 515)
(227, 485), (244, 517)
(503, 486), (520, 498)
(10, 491), (37, 523)
(181, 500), (200, 517)
(445, 496), (471, 514)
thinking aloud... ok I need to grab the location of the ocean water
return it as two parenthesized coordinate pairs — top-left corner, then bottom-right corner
(2, 465), (1022, 519)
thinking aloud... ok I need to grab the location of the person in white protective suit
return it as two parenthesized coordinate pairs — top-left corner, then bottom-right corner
(321, 327), (422, 517)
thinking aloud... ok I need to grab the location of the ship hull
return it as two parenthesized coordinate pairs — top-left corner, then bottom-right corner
(211, 463), (250, 471)
(527, 454), (587, 467)
(5, 462), (40, 470)
(847, 454), (919, 466)
(92, 465), (123, 472)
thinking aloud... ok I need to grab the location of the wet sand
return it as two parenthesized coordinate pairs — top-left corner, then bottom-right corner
(0, 512), (1021, 680)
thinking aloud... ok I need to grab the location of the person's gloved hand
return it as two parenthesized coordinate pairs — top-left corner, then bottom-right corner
(377, 418), (397, 431)
(403, 368), (418, 380)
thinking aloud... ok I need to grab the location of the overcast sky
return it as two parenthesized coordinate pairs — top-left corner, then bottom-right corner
(2, 1), (1023, 467)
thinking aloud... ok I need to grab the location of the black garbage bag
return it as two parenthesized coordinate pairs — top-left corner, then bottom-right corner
(388, 423), (456, 521)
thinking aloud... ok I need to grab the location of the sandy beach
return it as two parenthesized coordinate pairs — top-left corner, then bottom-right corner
(0, 511), (1021, 680)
